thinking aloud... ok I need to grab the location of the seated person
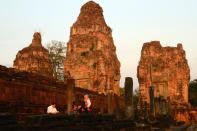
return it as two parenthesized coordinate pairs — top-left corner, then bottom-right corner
(72, 102), (80, 114)
(83, 94), (91, 112)
(47, 103), (59, 114)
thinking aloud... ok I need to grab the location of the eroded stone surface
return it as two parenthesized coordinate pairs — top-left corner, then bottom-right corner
(64, 1), (120, 95)
(0, 65), (125, 120)
(137, 41), (190, 104)
(13, 32), (53, 77)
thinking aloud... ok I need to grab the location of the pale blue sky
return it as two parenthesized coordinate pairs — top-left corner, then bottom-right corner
(0, 0), (197, 88)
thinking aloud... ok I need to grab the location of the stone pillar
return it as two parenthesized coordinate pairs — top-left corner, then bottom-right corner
(124, 77), (134, 119)
(100, 97), (105, 114)
(100, 106), (104, 114)
(149, 86), (155, 117)
(67, 79), (75, 114)
(114, 95), (121, 119)
(161, 99), (167, 115)
(107, 92), (114, 114)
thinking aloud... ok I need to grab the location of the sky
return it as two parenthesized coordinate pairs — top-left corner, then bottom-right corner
(0, 0), (197, 89)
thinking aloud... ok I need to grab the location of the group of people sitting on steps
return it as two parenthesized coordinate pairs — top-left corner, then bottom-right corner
(47, 94), (91, 114)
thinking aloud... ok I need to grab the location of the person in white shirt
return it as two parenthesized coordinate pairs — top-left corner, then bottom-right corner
(47, 103), (59, 114)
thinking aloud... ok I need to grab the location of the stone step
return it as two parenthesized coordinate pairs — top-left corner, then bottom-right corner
(0, 113), (17, 125)
(0, 103), (10, 113)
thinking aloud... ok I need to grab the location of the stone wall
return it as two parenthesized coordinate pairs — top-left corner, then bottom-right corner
(0, 65), (124, 120)
(0, 65), (67, 116)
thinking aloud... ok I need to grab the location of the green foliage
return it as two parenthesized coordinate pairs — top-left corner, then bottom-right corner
(120, 87), (125, 96)
(189, 79), (197, 106)
(120, 87), (139, 109)
(47, 40), (66, 81)
(133, 88), (139, 109)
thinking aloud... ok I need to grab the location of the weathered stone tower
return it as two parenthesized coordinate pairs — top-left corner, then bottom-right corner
(137, 41), (190, 104)
(64, 1), (120, 95)
(13, 32), (53, 77)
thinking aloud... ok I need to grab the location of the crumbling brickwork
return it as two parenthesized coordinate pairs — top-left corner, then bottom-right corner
(13, 32), (53, 77)
(64, 1), (120, 95)
(137, 41), (190, 104)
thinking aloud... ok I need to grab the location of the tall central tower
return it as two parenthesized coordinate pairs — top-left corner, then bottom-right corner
(64, 1), (120, 95)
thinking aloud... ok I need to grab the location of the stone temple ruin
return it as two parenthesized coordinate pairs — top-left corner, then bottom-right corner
(0, 1), (124, 123)
(13, 32), (53, 77)
(0, 1), (197, 130)
(138, 41), (190, 104)
(137, 41), (191, 121)
(64, 1), (121, 96)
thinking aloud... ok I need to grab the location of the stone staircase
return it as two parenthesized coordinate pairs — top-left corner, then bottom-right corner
(0, 114), (137, 131)
(0, 102), (11, 113)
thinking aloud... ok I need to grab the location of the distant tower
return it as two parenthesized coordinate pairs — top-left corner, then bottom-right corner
(137, 41), (190, 104)
(13, 32), (53, 77)
(64, 1), (121, 95)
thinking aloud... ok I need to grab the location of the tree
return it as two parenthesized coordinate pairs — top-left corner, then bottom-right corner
(120, 87), (125, 96)
(120, 86), (139, 108)
(133, 87), (139, 109)
(47, 40), (66, 81)
(189, 79), (197, 106)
